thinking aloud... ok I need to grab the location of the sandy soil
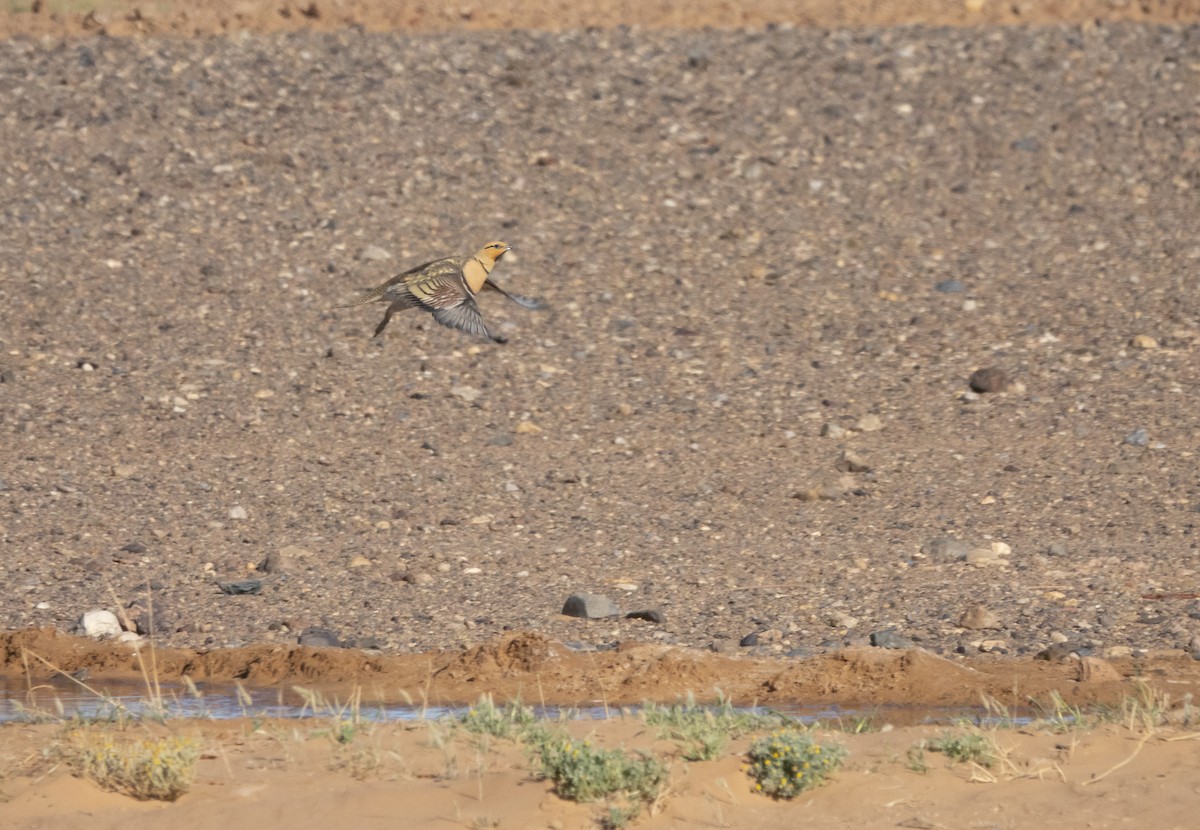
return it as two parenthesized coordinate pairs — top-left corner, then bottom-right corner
(1, 712), (1199, 830)
(2, 0), (1200, 825)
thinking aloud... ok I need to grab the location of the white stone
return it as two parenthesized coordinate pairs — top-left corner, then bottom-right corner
(80, 609), (122, 638)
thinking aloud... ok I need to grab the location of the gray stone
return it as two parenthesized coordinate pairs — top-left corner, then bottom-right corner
(935, 279), (966, 293)
(922, 536), (970, 561)
(359, 245), (391, 261)
(561, 593), (620, 619)
(299, 627), (342, 648)
(228, 504), (248, 520)
(870, 629), (915, 649)
(217, 579), (263, 595)
(1123, 428), (1149, 447)
(80, 609), (122, 638)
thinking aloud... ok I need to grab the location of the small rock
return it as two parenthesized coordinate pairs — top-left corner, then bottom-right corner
(968, 367), (1009, 393)
(625, 609), (665, 624)
(404, 571), (435, 587)
(80, 609), (122, 638)
(739, 632), (761, 647)
(561, 593), (620, 619)
(870, 629), (914, 649)
(116, 631), (142, 645)
(854, 414), (884, 432)
(514, 421), (542, 434)
(923, 536), (971, 561)
(217, 579), (263, 595)
(965, 548), (1004, 567)
(836, 450), (871, 473)
(1046, 542), (1068, 557)
(959, 605), (1001, 630)
(1011, 136), (1041, 152)
(1037, 642), (1083, 661)
(259, 548), (296, 574)
(820, 422), (846, 439)
(450, 385), (481, 403)
(827, 611), (859, 629)
(1123, 428), (1149, 447)
(229, 505), (248, 520)
(487, 433), (514, 447)
(1129, 334), (1158, 349)
(934, 279), (966, 293)
(1076, 656), (1122, 683)
(348, 555), (372, 569)
(112, 464), (137, 479)
(120, 541), (147, 554)
(1104, 645), (1134, 659)
(299, 627), (342, 648)
(359, 245), (391, 261)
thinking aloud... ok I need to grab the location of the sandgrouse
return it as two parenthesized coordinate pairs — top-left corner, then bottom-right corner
(333, 241), (544, 343)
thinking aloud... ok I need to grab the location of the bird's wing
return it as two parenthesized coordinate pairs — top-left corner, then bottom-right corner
(482, 280), (548, 310)
(432, 297), (501, 342)
(332, 256), (460, 308)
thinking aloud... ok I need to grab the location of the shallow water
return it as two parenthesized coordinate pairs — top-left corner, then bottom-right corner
(0, 676), (1034, 726)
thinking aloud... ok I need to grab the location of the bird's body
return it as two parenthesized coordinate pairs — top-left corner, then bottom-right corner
(333, 241), (544, 342)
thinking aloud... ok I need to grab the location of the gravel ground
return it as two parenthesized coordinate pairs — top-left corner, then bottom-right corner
(1, 23), (1199, 661)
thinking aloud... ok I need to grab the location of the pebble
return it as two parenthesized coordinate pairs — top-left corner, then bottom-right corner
(259, 548), (296, 574)
(922, 536), (971, 562)
(359, 245), (391, 261)
(1046, 542), (1068, 557)
(968, 366), (1009, 393)
(965, 548), (1005, 567)
(229, 505), (248, 520)
(1123, 428), (1149, 447)
(870, 629), (914, 649)
(80, 609), (122, 638)
(935, 279), (966, 293)
(450, 385), (481, 402)
(625, 609), (665, 624)
(403, 571), (435, 586)
(827, 611), (859, 629)
(561, 593), (620, 619)
(488, 433), (514, 447)
(1129, 334), (1158, 349)
(299, 627), (342, 648)
(1075, 656), (1122, 683)
(958, 605), (1001, 630)
(854, 414), (884, 432)
(112, 464), (137, 478)
(820, 422), (847, 439)
(217, 579), (263, 595)
(836, 450), (871, 473)
(348, 555), (372, 569)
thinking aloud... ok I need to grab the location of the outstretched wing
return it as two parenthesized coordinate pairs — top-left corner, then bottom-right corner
(432, 297), (503, 342)
(483, 280), (547, 310)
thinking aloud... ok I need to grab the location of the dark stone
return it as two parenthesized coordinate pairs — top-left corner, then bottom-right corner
(870, 629), (915, 649)
(625, 609), (665, 624)
(934, 279), (966, 293)
(739, 632), (761, 647)
(561, 593), (620, 619)
(968, 367), (1010, 393)
(216, 579), (263, 595)
(488, 433), (514, 447)
(120, 541), (147, 554)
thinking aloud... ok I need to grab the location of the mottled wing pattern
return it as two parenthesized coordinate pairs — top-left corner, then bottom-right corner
(401, 259), (469, 310)
(432, 297), (499, 342)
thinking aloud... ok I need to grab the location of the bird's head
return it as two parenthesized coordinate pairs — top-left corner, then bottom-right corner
(479, 241), (512, 264)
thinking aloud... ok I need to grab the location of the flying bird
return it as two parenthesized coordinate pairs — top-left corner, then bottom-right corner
(333, 241), (545, 343)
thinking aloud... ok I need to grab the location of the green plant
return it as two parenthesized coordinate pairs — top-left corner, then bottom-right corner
(746, 730), (847, 798)
(643, 693), (780, 761)
(925, 732), (994, 766)
(71, 733), (199, 800)
(458, 694), (538, 740)
(534, 735), (668, 807)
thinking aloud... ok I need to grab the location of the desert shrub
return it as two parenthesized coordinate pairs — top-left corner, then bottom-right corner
(746, 730), (847, 798)
(533, 735), (668, 806)
(73, 734), (200, 801)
